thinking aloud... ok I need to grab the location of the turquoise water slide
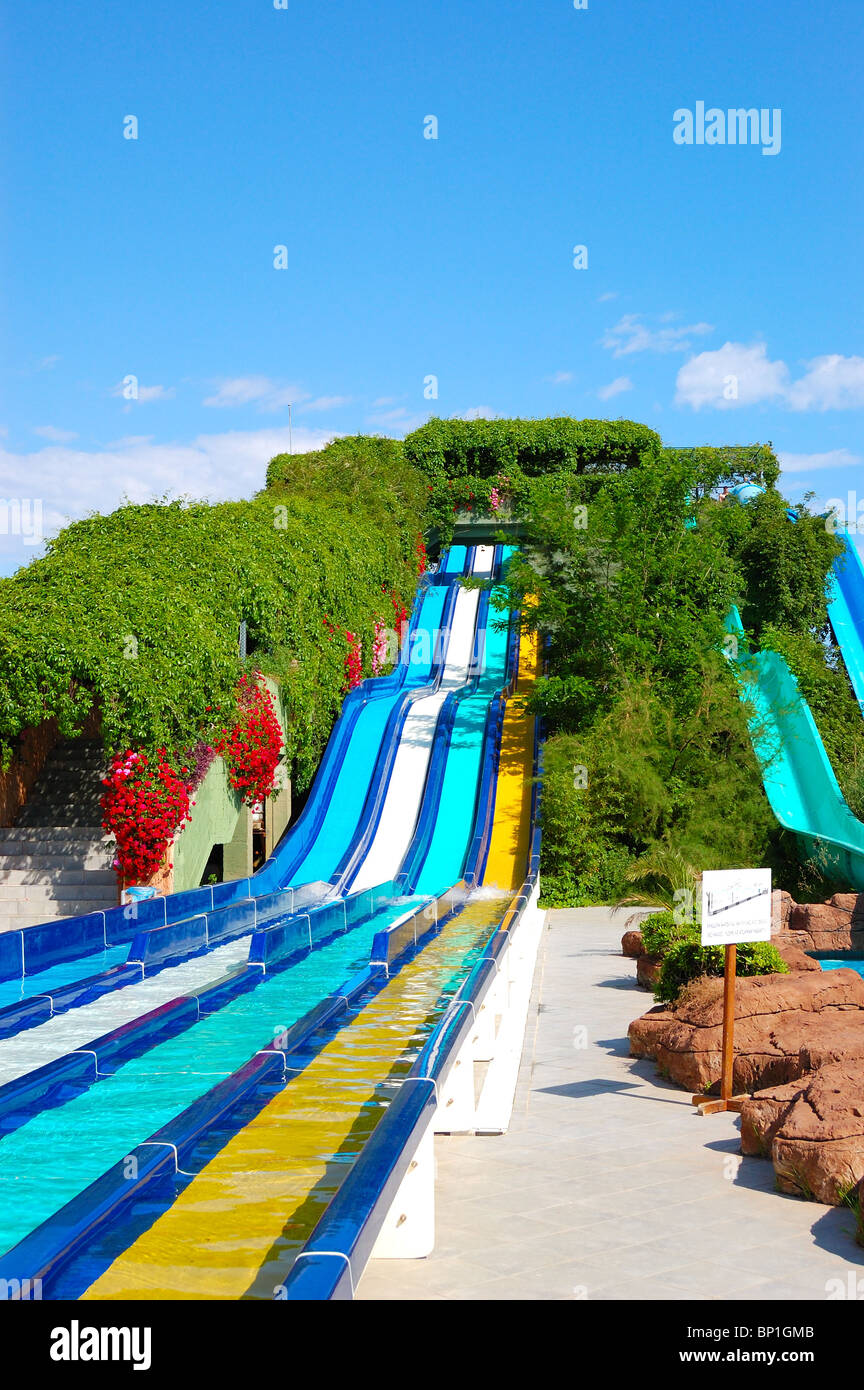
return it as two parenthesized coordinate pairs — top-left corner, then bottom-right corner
(725, 606), (864, 889)
(827, 528), (864, 718)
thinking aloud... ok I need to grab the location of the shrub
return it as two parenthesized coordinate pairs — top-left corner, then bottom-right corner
(655, 941), (789, 1005)
(0, 437), (426, 793)
(404, 417), (662, 480)
(640, 909), (697, 958)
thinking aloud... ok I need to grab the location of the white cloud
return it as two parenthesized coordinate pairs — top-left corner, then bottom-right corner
(33, 425), (78, 443)
(778, 448), (862, 473)
(603, 313), (714, 357)
(202, 377), (306, 412)
(38, 355), (60, 371)
(0, 426), (334, 575)
(596, 292), (618, 303)
(372, 395), (399, 408)
(675, 341), (789, 410)
(676, 343), (864, 412)
(548, 371), (573, 385)
(786, 355), (864, 411)
(461, 406), (495, 421)
(597, 376), (633, 401)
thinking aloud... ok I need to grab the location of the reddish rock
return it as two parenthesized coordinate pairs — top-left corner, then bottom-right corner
(786, 902), (853, 952)
(742, 1062), (864, 1205)
(773, 889), (793, 933)
(740, 1077), (806, 1157)
(850, 1176), (864, 1246)
(830, 893), (860, 917)
(621, 929), (644, 958)
(636, 953), (662, 989)
(628, 969), (864, 1094)
(772, 937), (821, 973)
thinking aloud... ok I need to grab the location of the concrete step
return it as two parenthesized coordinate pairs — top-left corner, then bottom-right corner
(0, 882), (117, 903)
(17, 813), (106, 827)
(0, 840), (111, 858)
(0, 868), (115, 886)
(0, 851), (112, 870)
(0, 822), (108, 834)
(0, 897), (114, 921)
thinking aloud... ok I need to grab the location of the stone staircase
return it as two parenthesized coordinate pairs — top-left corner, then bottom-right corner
(0, 740), (117, 932)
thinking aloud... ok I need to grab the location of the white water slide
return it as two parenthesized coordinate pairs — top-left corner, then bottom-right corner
(349, 545), (494, 892)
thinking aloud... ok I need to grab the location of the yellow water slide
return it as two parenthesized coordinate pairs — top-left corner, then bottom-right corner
(482, 625), (540, 893)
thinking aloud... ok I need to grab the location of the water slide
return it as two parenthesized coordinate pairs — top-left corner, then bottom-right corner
(76, 626), (541, 1300)
(827, 528), (864, 718)
(722, 488), (864, 887)
(347, 549), (492, 892)
(0, 544), (543, 1296)
(725, 606), (864, 890)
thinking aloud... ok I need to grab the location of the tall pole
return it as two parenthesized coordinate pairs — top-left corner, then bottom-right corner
(288, 402), (293, 456)
(693, 940), (746, 1114)
(721, 944), (736, 1104)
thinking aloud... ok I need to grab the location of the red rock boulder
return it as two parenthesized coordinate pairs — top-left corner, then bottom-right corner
(628, 969), (864, 1094)
(636, 954), (662, 990)
(621, 929), (644, 958)
(741, 1062), (864, 1205)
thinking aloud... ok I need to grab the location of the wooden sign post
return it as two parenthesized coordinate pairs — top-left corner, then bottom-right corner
(691, 868), (772, 1117)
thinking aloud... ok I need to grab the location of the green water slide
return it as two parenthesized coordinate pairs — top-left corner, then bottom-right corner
(725, 606), (864, 890)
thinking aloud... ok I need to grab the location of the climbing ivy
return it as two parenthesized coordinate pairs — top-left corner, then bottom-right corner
(0, 437), (426, 791)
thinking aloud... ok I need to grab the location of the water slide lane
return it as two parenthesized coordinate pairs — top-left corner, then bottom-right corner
(483, 624), (541, 893)
(82, 893), (509, 1300)
(0, 896), (426, 1258)
(827, 529), (864, 717)
(347, 546), (495, 894)
(725, 606), (864, 890)
(280, 578), (450, 887)
(410, 589), (511, 896)
(0, 945), (130, 1013)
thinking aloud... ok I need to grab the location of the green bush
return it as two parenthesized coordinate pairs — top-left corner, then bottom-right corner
(0, 437), (426, 790)
(486, 431), (854, 904)
(655, 940), (789, 1005)
(639, 909), (697, 958)
(404, 417), (662, 480)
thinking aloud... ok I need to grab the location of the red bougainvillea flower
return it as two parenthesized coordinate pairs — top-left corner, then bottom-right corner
(415, 533), (427, 576)
(101, 749), (192, 886)
(215, 673), (284, 807)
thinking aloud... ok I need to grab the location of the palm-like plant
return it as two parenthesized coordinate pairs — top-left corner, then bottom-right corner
(614, 845), (701, 930)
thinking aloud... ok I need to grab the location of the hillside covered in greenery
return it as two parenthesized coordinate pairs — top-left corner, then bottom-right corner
(0, 436), (425, 791)
(401, 417), (864, 905)
(2, 415), (861, 903)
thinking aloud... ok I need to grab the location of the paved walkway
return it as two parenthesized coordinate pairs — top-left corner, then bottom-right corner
(357, 908), (864, 1301)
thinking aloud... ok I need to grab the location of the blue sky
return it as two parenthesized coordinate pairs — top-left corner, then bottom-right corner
(1, 0), (862, 572)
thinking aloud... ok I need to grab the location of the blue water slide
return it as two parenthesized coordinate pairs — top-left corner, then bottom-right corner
(272, 574), (461, 889)
(401, 559), (515, 897)
(827, 529), (864, 717)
